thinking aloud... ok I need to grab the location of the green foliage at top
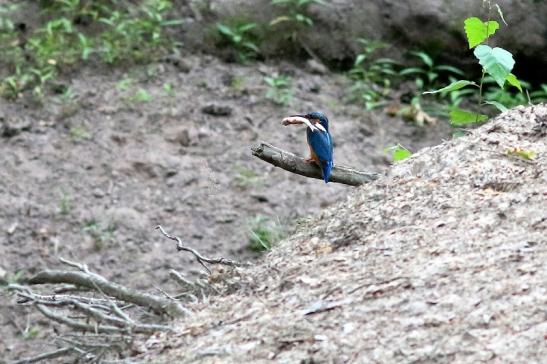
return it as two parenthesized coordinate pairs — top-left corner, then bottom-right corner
(473, 45), (515, 88)
(424, 3), (524, 125)
(0, 0), (183, 101)
(464, 17), (499, 48)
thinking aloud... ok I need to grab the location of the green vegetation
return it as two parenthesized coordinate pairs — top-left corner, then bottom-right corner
(346, 4), (546, 123)
(248, 216), (285, 252)
(0, 1), (182, 101)
(264, 74), (293, 105)
(2, 270), (26, 285)
(127, 88), (153, 104)
(58, 192), (73, 215)
(386, 144), (412, 162)
(530, 84), (547, 103)
(83, 218), (115, 251)
(424, 4), (521, 125)
(69, 125), (92, 142)
(270, 0), (325, 41)
(22, 326), (40, 340)
(216, 22), (260, 63)
(229, 75), (247, 93)
(234, 166), (264, 189)
(506, 147), (537, 161)
(348, 39), (398, 110)
(400, 51), (465, 92)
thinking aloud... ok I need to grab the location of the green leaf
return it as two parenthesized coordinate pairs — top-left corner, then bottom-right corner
(216, 23), (233, 36)
(474, 45), (515, 88)
(161, 19), (185, 26)
(238, 23), (257, 32)
(399, 67), (426, 76)
(424, 80), (477, 94)
(484, 100), (508, 113)
(506, 148), (536, 160)
(392, 145), (412, 161)
(435, 65), (465, 76)
(385, 144), (412, 162)
(464, 17), (500, 48)
(354, 54), (366, 66)
(410, 51), (433, 67)
(450, 107), (488, 126)
(506, 73), (522, 92)
(242, 41), (259, 52)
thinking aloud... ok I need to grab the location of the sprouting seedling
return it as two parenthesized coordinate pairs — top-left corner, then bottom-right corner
(423, 3), (522, 126)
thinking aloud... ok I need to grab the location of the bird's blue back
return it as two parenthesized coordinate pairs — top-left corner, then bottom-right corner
(307, 128), (333, 183)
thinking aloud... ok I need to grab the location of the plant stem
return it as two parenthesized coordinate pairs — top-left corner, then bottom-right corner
(476, 0), (492, 122)
(476, 69), (486, 122)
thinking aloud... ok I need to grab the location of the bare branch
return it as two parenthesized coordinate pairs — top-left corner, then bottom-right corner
(8, 285), (173, 335)
(169, 269), (196, 290)
(156, 225), (241, 274)
(251, 141), (380, 186)
(36, 304), (133, 334)
(59, 257), (137, 325)
(28, 269), (189, 317)
(10, 347), (74, 364)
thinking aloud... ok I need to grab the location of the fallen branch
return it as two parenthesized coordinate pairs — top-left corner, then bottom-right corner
(11, 347), (74, 364)
(156, 225), (241, 274)
(251, 142), (380, 186)
(28, 262), (188, 317)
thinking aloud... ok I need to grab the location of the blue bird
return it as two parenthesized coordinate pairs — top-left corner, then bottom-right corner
(282, 111), (334, 183)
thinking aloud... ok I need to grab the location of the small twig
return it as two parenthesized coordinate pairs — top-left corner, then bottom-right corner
(156, 225), (241, 274)
(11, 347), (74, 364)
(251, 142), (380, 186)
(8, 285), (173, 334)
(59, 257), (91, 273)
(169, 269), (196, 290)
(35, 304), (171, 334)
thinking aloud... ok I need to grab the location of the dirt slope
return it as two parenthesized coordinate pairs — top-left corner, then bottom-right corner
(145, 105), (547, 363)
(0, 56), (449, 360)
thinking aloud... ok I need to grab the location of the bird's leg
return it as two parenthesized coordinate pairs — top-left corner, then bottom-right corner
(306, 146), (319, 164)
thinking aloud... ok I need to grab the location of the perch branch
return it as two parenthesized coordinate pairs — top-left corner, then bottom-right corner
(156, 225), (241, 274)
(251, 142), (380, 186)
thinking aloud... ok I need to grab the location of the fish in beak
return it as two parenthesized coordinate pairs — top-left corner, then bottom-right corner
(281, 114), (326, 132)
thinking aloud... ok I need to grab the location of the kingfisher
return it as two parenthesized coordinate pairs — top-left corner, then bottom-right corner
(282, 111), (334, 183)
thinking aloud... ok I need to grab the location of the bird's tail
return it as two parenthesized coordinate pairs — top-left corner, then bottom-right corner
(321, 160), (334, 183)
